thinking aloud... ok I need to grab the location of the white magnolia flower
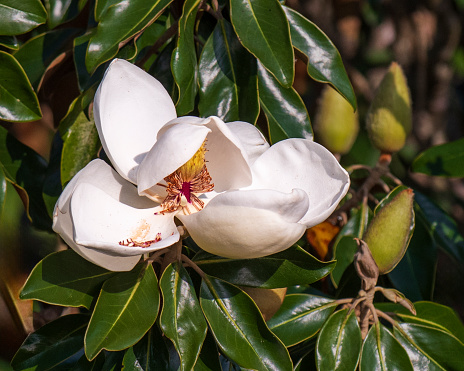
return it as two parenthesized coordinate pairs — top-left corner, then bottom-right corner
(53, 59), (350, 271)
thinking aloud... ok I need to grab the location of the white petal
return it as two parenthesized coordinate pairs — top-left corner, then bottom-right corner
(94, 59), (176, 183)
(137, 118), (211, 198)
(137, 116), (253, 198)
(70, 183), (180, 257)
(248, 139), (350, 227)
(226, 121), (270, 164)
(53, 208), (141, 271)
(177, 189), (308, 258)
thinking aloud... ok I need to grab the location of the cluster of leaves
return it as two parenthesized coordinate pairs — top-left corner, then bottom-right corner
(2, 0), (464, 370)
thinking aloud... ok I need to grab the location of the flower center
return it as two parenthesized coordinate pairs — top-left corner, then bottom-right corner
(157, 141), (214, 214)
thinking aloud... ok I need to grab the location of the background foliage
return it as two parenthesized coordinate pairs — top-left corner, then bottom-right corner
(1, 0), (464, 370)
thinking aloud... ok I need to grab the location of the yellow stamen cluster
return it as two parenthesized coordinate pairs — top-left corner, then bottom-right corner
(177, 141), (207, 182)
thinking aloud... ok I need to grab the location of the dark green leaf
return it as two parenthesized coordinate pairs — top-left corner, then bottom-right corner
(394, 323), (464, 371)
(59, 85), (97, 136)
(86, 0), (173, 73)
(61, 112), (100, 186)
(283, 6), (356, 110)
(71, 352), (106, 370)
(200, 276), (292, 371)
(14, 29), (79, 90)
(0, 0), (47, 35)
(160, 262), (207, 371)
(20, 249), (116, 309)
(194, 244), (335, 288)
(198, 19), (259, 124)
(377, 301), (464, 343)
(11, 314), (89, 370)
(0, 35), (19, 49)
(85, 263), (160, 360)
(172, 0), (201, 115)
(148, 38), (177, 97)
(331, 204), (371, 287)
(45, 0), (88, 29)
(412, 138), (464, 177)
(122, 327), (170, 371)
(267, 294), (337, 346)
(193, 331), (222, 371)
(0, 126), (51, 229)
(388, 214), (436, 301)
(94, 0), (120, 21)
(316, 309), (362, 371)
(258, 63), (312, 143)
(230, 0), (294, 87)
(0, 51), (41, 122)
(415, 191), (464, 263)
(360, 323), (413, 371)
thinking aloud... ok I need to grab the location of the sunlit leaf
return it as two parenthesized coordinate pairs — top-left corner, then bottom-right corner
(0, 0), (47, 35)
(230, 0), (294, 87)
(85, 263), (160, 360)
(20, 249), (116, 309)
(200, 276), (292, 370)
(45, 0), (89, 29)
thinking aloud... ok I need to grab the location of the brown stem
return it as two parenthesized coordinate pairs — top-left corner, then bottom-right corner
(136, 21), (179, 67)
(181, 253), (206, 279)
(375, 309), (398, 327)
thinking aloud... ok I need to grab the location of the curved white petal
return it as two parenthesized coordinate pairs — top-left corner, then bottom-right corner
(94, 59), (176, 183)
(177, 189), (308, 258)
(248, 139), (350, 227)
(70, 183), (180, 258)
(226, 121), (270, 165)
(138, 116), (253, 198)
(137, 119), (211, 198)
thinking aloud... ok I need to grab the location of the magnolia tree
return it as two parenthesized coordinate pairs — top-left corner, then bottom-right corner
(1, 0), (464, 370)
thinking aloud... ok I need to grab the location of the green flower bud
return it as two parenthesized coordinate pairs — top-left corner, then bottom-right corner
(366, 62), (412, 153)
(314, 86), (359, 154)
(363, 187), (415, 274)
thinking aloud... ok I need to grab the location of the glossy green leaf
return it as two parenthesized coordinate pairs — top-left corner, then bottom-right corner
(388, 213), (436, 301)
(11, 314), (89, 370)
(14, 29), (79, 90)
(85, 263), (160, 360)
(267, 294), (337, 346)
(415, 191), (464, 263)
(0, 0), (47, 35)
(61, 112), (100, 186)
(0, 35), (19, 49)
(160, 262), (207, 371)
(45, 0), (88, 29)
(148, 38), (177, 97)
(316, 309), (362, 371)
(94, 0), (120, 21)
(71, 352), (106, 370)
(0, 51), (41, 122)
(198, 19), (259, 124)
(86, 0), (173, 73)
(122, 327), (170, 371)
(0, 126), (51, 229)
(377, 301), (464, 343)
(194, 244), (335, 289)
(230, 0), (294, 87)
(412, 137), (464, 177)
(394, 323), (464, 370)
(360, 323), (413, 371)
(200, 276), (292, 370)
(20, 249), (116, 309)
(283, 6), (356, 110)
(258, 63), (312, 143)
(193, 331), (222, 371)
(59, 85), (97, 136)
(172, 0), (200, 115)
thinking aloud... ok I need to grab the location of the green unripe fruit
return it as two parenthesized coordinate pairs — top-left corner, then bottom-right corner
(314, 86), (359, 154)
(363, 187), (414, 274)
(366, 62), (412, 153)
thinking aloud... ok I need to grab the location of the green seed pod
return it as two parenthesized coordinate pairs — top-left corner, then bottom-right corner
(363, 186), (415, 274)
(366, 62), (412, 153)
(314, 86), (359, 155)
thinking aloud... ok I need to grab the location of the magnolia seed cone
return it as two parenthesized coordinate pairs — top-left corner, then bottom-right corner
(314, 86), (359, 155)
(366, 62), (412, 153)
(363, 188), (415, 274)
(241, 287), (287, 321)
